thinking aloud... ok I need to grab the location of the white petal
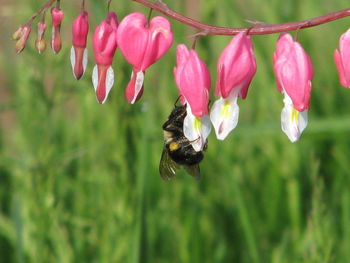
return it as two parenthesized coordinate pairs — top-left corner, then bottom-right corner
(82, 48), (88, 75)
(281, 93), (308, 143)
(92, 65), (98, 91)
(201, 115), (212, 144)
(298, 110), (308, 134)
(210, 97), (239, 140)
(130, 71), (144, 104)
(101, 66), (114, 104)
(70, 46), (76, 78)
(183, 105), (211, 152)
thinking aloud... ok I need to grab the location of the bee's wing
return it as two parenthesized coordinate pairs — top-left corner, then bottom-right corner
(159, 148), (180, 181)
(184, 164), (201, 180)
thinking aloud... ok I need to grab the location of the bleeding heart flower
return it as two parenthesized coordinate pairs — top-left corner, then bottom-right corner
(210, 32), (257, 140)
(51, 7), (64, 54)
(334, 28), (350, 88)
(174, 44), (211, 152)
(273, 33), (313, 142)
(117, 12), (173, 104)
(71, 11), (89, 80)
(92, 12), (118, 104)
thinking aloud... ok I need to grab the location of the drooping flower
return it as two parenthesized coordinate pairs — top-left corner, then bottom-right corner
(117, 12), (173, 104)
(51, 6), (64, 54)
(210, 32), (257, 140)
(71, 11), (89, 80)
(273, 33), (313, 142)
(334, 28), (350, 88)
(13, 25), (31, 54)
(92, 12), (118, 104)
(35, 20), (47, 54)
(174, 44), (211, 152)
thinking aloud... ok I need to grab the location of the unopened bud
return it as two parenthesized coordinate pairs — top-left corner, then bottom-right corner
(12, 26), (24, 40)
(35, 39), (47, 54)
(35, 21), (47, 54)
(51, 7), (64, 54)
(37, 21), (47, 40)
(15, 26), (31, 53)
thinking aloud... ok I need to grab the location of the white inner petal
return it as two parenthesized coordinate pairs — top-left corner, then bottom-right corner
(281, 93), (308, 143)
(92, 65), (98, 91)
(183, 105), (211, 152)
(131, 71), (144, 104)
(210, 95), (239, 140)
(101, 66), (114, 104)
(82, 48), (88, 75)
(70, 46), (76, 79)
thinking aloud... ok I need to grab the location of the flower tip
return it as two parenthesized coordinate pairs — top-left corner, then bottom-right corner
(35, 39), (47, 54)
(125, 71), (144, 104)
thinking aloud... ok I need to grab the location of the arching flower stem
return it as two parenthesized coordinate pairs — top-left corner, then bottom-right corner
(132, 0), (350, 36)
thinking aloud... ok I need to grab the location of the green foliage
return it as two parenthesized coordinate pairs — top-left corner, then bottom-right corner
(1, 0), (350, 262)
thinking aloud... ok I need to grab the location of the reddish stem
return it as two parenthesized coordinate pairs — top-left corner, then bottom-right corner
(132, 0), (350, 35)
(25, 0), (56, 26)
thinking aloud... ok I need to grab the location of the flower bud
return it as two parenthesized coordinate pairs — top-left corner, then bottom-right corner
(51, 7), (64, 54)
(35, 39), (47, 54)
(92, 12), (118, 104)
(334, 28), (350, 88)
(12, 26), (24, 41)
(15, 25), (31, 54)
(71, 11), (89, 80)
(36, 21), (47, 54)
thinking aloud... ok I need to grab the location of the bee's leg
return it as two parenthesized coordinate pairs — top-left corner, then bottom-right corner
(182, 136), (200, 147)
(162, 122), (183, 133)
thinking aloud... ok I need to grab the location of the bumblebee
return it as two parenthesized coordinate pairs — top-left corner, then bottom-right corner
(159, 104), (206, 180)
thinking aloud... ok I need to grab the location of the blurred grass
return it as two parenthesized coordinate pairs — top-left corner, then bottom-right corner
(1, 0), (350, 262)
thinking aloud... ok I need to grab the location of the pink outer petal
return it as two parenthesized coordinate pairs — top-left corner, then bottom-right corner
(215, 33), (257, 99)
(140, 16), (173, 70)
(93, 20), (117, 66)
(51, 26), (62, 54)
(72, 11), (89, 48)
(117, 13), (149, 70)
(125, 70), (144, 104)
(273, 33), (313, 112)
(174, 45), (211, 117)
(72, 46), (85, 80)
(51, 8), (64, 27)
(96, 65), (108, 104)
(334, 49), (348, 88)
(117, 13), (173, 71)
(336, 28), (350, 88)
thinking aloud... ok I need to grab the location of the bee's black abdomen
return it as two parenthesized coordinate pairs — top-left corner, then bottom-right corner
(161, 104), (206, 176)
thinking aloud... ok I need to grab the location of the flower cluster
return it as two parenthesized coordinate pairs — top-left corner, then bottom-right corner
(12, 0), (350, 147)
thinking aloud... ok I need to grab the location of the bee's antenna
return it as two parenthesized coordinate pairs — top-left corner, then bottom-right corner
(174, 95), (182, 107)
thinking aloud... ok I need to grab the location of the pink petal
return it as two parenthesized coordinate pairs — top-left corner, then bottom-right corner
(175, 46), (211, 117)
(334, 49), (348, 88)
(273, 33), (313, 112)
(117, 13), (149, 70)
(215, 33), (257, 99)
(141, 16), (173, 70)
(72, 11), (89, 48)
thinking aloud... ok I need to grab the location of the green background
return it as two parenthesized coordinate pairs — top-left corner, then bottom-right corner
(1, 0), (350, 262)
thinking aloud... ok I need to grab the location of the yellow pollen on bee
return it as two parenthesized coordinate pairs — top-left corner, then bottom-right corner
(169, 142), (179, 151)
(220, 100), (231, 119)
(290, 107), (299, 123)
